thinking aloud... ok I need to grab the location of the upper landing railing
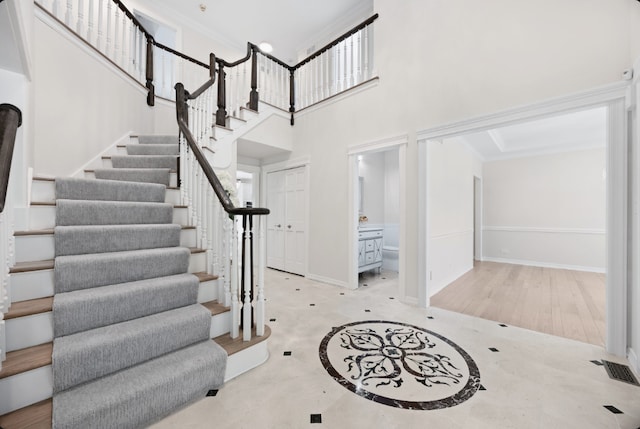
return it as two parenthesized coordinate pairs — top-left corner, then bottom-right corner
(35, 0), (378, 124)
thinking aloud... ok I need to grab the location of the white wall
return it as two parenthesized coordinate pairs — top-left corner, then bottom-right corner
(427, 138), (482, 296)
(482, 148), (606, 271)
(358, 151), (386, 224)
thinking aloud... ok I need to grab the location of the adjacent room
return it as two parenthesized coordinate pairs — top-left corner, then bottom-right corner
(429, 106), (607, 346)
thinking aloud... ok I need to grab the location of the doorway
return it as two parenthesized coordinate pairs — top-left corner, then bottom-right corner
(417, 85), (629, 356)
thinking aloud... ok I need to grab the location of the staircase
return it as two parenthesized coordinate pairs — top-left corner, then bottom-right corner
(0, 135), (270, 428)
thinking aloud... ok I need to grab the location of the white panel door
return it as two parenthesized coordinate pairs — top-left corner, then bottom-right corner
(284, 167), (306, 275)
(266, 170), (285, 270)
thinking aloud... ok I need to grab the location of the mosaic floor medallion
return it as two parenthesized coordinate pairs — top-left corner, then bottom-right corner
(319, 320), (481, 410)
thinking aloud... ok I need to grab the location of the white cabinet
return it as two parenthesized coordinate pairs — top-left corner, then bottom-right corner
(266, 166), (306, 275)
(358, 228), (383, 273)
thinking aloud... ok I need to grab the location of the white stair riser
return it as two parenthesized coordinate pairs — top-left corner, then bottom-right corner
(30, 180), (181, 205)
(239, 108), (258, 121)
(226, 117), (245, 129)
(197, 279), (219, 303)
(0, 365), (53, 416)
(212, 126), (231, 139)
(10, 270), (54, 302)
(6, 313), (54, 352)
(15, 235), (54, 263)
(224, 341), (269, 382)
(83, 171), (178, 187)
(101, 158), (113, 168)
(14, 228), (196, 264)
(10, 252), (208, 306)
(28, 206), (189, 230)
(115, 146), (127, 155)
(0, 308), (228, 415)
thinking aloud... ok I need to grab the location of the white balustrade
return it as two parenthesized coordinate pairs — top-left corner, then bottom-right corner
(0, 182), (15, 368)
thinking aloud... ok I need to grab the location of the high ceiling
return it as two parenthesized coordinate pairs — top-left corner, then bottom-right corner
(149, 0), (373, 65)
(459, 107), (607, 161)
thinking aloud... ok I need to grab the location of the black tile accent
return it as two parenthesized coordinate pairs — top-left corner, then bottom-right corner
(603, 360), (640, 386)
(285, 277), (290, 280)
(270, 318), (277, 322)
(603, 405), (623, 414)
(590, 359), (604, 366)
(499, 323), (508, 327)
(382, 277), (386, 280)
(340, 293), (345, 295)
(310, 303), (316, 306)
(363, 283), (368, 286)
(427, 316), (434, 320)
(310, 414), (322, 423)
(489, 347), (499, 352)
(206, 390), (218, 397)
(389, 297), (395, 300)
(479, 385), (486, 391)
(296, 288), (300, 291)
(284, 351), (292, 356)
(365, 309), (371, 313)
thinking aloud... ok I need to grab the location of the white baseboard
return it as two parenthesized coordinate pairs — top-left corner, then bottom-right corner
(628, 347), (639, 377)
(71, 131), (132, 178)
(481, 256), (605, 273)
(306, 273), (351, 289)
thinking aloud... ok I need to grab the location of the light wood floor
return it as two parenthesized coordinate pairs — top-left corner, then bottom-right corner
(430, 261), (606, 347)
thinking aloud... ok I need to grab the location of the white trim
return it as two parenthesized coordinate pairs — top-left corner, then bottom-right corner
(430, 230), (474, 240)
(628, 348), (639, 378)
(417, 83), (630, 357)
(306, 273), (351, 289)
(347, 133), (408, 155)
(5, 0), (33, 79)
(417, 141), (428, 307)
(261, 156), (310, 174)
(71, 132), (132, 178)
(481, 257), (606, 274)
(416, 81), (629, 141)
(224, 341), (270, 382)
(429, 265), (474, 298)
(295, 78), (380, 120)
(483, 226), (606, 235)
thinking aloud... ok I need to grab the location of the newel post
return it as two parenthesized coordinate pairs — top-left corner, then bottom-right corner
(289, 69), (295, 126)
(174, 82), (187, 189)
(145, 37), (155, 106)
(215, 62), (227, 127)
(209, 53), (216, 79)
(249, 47), (259, 111)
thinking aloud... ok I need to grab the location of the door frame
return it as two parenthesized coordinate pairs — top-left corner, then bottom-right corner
(473, 175), (482, 261)
(416, 81), (630, 357)
(347, 135), (408, 295)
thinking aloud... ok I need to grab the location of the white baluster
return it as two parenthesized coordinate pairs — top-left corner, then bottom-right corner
(367, 24), (375, 78)
(65, 0), (73, 26)
(96, 0), (103, 51)
(76, 0), (84, 35)
(87, 0), (94, 44)
(349, 34), (355, 88)
(230, 217), (239, 338)
(105, 0), (112, 57)
(357, 29), (364, 84)
(222, 208), (231, 306)
(242, 217), (252, 341)
(256, 215), (266, 336)
(113, 8), (120, 65)
(51, 0), (60, 18)
(121, 14), (127, 69)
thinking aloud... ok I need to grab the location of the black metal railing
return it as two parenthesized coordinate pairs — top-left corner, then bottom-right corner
(0, 104), (23, 213)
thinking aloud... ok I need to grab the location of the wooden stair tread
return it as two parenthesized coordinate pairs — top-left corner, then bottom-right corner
(32, 176), (55, 182)
(201, 300), (229, 316)
(31, 201), (186, 208)
(240, 106), (258, 115)
(193, 271), (218, 282)
(102, 155), (178, 159)
(214, 124), (233, 132)
(214, 325), (271, 356)
(0, 398), (52, 429)
(14, 229), (54, 236)
(10, 260), (54, 273)
(84, 169), (178, 173)
(6, 297), (53, 320)
(189, 247), (206, 254)
(0, 343), (52, 379)
(227, 115), (247, 123)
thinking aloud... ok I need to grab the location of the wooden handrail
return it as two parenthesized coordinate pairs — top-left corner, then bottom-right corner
(0, 104), (22, 213)
(175, 83), (270, 217)
(155, 41), (210, 70)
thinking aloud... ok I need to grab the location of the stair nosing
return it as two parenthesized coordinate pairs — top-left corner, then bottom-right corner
(10, 259), (55, 273)
(5, 297), (53, 320)
(0, 342), (52, 380)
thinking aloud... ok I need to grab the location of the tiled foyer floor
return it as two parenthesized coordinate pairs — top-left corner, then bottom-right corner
(152, 269), (640, 429)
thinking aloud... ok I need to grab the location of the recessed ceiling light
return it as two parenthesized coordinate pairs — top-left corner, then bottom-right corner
(259, 42), (273, 53)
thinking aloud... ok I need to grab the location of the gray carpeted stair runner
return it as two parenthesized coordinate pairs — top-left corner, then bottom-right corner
(51, 134), (226, 429)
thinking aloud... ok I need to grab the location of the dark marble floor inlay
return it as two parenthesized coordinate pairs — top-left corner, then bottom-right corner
(206, 390), (218, 397)
(479, 385), (486, 391)
(427, 316), (434, 320)
(310, 414), (322, 423)
(284, 351), (292, 356)
(319, 320), (481, 410)
(270, 318), (277, 322)
(489, 348), (499, 352)
(604, 405), (623, 414)
(499, 324), (508, 327)
(365, 309), (371, 313)
(591, 360), (604, 366)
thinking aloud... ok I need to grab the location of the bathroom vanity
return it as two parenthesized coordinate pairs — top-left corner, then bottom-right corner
(358, 227), (383, 273)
